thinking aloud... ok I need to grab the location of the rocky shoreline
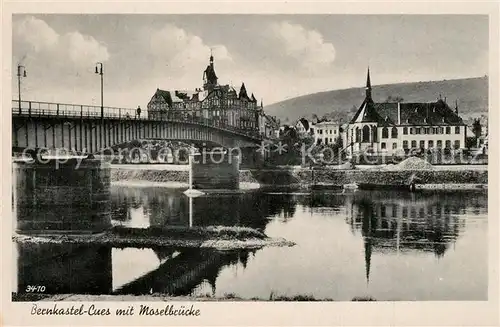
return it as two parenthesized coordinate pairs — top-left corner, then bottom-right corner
(13, 226), (295, 250)
(111, 160), (488, 191)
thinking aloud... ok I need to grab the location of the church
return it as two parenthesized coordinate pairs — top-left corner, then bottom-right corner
(147, 54), (263, 133)
(344, 69), (467, 158)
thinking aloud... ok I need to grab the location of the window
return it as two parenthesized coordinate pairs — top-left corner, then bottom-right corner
(420, 140), (425, 149)
(445, 140), (451, 148)
(362, 125), (370, 142)
(402, 207), (408, 217)
(440, 127), (444, 134)
(392, 143), (397, 149)
(454, 140), (460, 149)
(424, 128), (429, 134)
(403, 140), (409, 149)
(410, 127), (414, 135)
(411, 140), (417, 148)
(330, 130), (332, 134)
(382, 127), (389, 139)
(330, 138), (333, 143)
(355, 127), (361, 142)
(391, 127), (398, 138)
(381, 142), (386, 149)
(416, 128), (421, 135)
(372, 126), (378, 142)
(403, 127), (408, 135)
(428, 140), (434, 148)
(437, 140), (443, 148)
(455, 126), (460, 134)
(446, 127), (451, 134)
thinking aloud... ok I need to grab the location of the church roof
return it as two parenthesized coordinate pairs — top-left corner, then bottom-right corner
(350, 97), (386, 124)
(351, 99), (465, 126)
(350, 69), (465, 126)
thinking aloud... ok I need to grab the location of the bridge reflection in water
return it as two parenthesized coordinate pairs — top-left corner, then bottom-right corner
(15, 243), (255, 296)
(14, 188), (487, 299)
(110, 186), (297, 230)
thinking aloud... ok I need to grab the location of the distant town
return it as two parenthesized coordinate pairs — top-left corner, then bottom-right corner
(143, 54), (488, 166)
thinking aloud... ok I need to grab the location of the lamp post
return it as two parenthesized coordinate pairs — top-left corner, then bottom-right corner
(95, 62), (103, 119)
(17, 65), (27, 114)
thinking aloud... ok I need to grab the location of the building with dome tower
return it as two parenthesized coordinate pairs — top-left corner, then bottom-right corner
(147, 53), (267, 136)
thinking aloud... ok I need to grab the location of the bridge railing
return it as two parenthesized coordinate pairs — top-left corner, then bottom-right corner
(12, 100), (138, 119)
(12, 100), (263, 139)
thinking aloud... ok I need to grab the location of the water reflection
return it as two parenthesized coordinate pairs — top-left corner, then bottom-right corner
(14, 242), (255, 297)
(15, 243), (112, 295)
(111, 186), (297, 230)
(114, 248), (256, 296)
(344, 191), (484, 255)
(14, 188), (487, 300)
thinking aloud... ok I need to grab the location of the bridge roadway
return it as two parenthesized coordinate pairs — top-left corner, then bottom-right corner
(12, 100), (263, 154)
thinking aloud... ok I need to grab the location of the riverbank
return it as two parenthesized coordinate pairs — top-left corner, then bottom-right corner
(13, 226), (295, 250)
(111, 164), (488, 190)
(13, 292), (376, 302)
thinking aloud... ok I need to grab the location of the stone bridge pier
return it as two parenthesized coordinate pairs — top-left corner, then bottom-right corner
(13, 158), (111, 234)
(190, 150), (241, 190)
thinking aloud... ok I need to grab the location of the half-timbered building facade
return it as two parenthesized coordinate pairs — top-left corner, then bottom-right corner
(147, 54), (262, 134)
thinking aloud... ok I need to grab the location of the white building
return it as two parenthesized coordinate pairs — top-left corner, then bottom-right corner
(314, 121), (341, 145)
(345, 69), (467, 158)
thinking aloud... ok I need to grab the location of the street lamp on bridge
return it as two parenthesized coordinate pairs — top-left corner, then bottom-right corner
(17, 65), (27, 114)
(95, 62), (104, 119)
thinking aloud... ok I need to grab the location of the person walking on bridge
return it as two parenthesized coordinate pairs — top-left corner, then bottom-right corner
(136, 106), (141, 119)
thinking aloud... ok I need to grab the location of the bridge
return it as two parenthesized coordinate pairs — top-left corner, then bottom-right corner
(12, 100), (264, 154)
(12, 100), (268, 235)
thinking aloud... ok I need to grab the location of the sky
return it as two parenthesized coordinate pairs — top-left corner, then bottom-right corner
(12, 14), (488, 109)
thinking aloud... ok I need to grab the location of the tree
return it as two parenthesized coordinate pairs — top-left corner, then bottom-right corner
(384, 95), (404, 103)
(472, 118), (482, 138)
(465, 136), (477, 149)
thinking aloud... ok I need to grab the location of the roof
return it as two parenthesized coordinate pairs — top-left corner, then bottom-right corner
(150, 83), (262, 107)
(350, 98), (386, 124)
(154, 89), (174, 106)
(239, 83), (250, 100)
(350, 99), (465, 126)
(316, 120), (340, 126)
(297, 118), (310, 130)
(203, 64), (217, 83)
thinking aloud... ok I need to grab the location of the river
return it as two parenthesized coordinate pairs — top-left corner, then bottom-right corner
(14, 186), (488, 301)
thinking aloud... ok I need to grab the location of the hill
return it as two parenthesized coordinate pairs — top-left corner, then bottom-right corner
(264, 76), (488, 124)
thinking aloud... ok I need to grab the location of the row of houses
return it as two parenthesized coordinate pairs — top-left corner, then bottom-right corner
(280, 69), (486, 158)
(144, 54), (485, 158)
